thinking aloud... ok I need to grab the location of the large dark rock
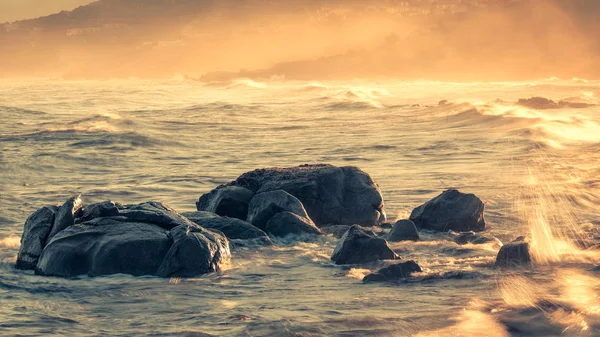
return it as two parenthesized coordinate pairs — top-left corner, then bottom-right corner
(495, 237), (532, 268)
(196, 186), (254, 220)
(409, 189), (485, 232)
(199, 164), (385, 227)
(385, 220), (419, 242)
(246, 190), (310, 230)
(47, 196), (83, 241)
(76, 200), (120, 224)
(182, 211), (271, 244)
(16, 206), (58, 270)
(23, 197), (231, 278)
(157, 224), (230, 278)
(265, 211), (322, 237)
(36, 217), (172, 277)
(363, 260), (422, 282)
(331, 225), (398, 265)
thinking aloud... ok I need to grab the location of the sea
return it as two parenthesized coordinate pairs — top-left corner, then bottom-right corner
(1, 77), (600, 336)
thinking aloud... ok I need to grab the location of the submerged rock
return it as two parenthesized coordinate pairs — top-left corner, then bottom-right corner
(47, 196), (83, 241)
(385, 220), (419, 242)
(157, 223), (230, 278)
(182, 211), (271, 244)
(247, 190), (310, 230)
(363, 260), (422, 282)
(322, 225), (351, 239)
(198, 164), (386, 227)
(20, 197), (231, 278)
(265, 211), (322, 237)
(409, 189), (485, 232)
(495, 237), (532, 268)
(16, 206), (58, 270)
(196, 186), (254, 220)
(453, 231), (501, 246)
(331, 225), (398, 265)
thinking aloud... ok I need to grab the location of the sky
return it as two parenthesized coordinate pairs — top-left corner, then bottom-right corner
(0, 0), (94, 23)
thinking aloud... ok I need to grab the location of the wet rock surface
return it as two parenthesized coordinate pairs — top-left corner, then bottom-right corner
(196, 186), (254, 220)
(331, 225), (398, 265)
(385, 220), (420, 242)
(363, 260), (422, 282)
(495, 237), (532, 268)
(16, 206), (58, 270)
(410, 189), (485, 232)
(265, 211), (322, 237)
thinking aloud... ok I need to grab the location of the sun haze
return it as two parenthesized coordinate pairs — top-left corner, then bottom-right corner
(0, 0), (95, 23)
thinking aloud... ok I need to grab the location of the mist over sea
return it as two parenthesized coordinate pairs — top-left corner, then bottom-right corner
(1, 78), (600, 336)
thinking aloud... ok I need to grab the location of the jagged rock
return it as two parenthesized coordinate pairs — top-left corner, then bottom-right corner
(453, 231), (501, 246)
(47, 196), (83, 240)
(36, 218), (172, 277)
(157, 223), (230, 278)
(246, 190), (310, 230)
(409, 189), (485, 232)
(363, 260), (422, 282)
(26, 198), (231, 278)
(182, 211), (271, 244)
(331, 225), (398, 265)
(385, 220), (419, 242)
(198, 164), (385, 227)
(265, 211), (322, 237)
(15, 206), (58, 270)
(196, 186), (254, 220)
(76, 200), (120, 224)
(495, 237), (532, 268)
(517, 97), (560, 109)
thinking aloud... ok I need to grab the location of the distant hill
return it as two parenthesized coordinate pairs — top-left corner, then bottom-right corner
(0, 0), (598, 79)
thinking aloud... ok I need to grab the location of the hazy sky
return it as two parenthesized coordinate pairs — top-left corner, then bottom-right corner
(0, 0), (94, 23)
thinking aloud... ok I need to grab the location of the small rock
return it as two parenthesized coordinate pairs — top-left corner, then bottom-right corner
(331, 225), (398, 265)
(385, 220), (419, 242)
(47, 195), (83, 241)
(410, 189), (485, 232)
(182, 211), (271, 244)
(363, 260), (422, 282)
(246, 190), (310, 230)
(495, 237), (532, 268)
(16, 206), (58, 270)
(196, 186), (254, 220)
(453, 231), (501, 246)
(76, 200), (119, 223)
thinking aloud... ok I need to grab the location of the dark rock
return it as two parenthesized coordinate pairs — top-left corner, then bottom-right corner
(265, 211), (322, 237)
(331, 225), (398, 265)
(363, 260), (422, 282)
(16, 206), (58, 270)
(76, 200), (119, 224)
(36, 218), (172, 277)
(47, 196), (83, 241)
(181, 211), (271, 244)
(438, 100), (449, 106)
(196, 186), (254, 220)
(246, 190), (310, 230)
(157, 223), (230, 278)
(322, 225), (351, 239)
(409, 189), (485, 232)
(495, 237), (532, 268)
(517, 97), (560, 109)
(385, 220), (419, 242)
(201, 164), (385, 227)
(119, 201), (193, 230)
(453, 231), (501, 246)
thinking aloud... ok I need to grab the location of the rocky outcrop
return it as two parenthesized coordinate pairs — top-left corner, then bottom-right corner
(15, 206), (58, 270)
(495, 237), (531, 268)
(409, 189), (485, 232)
(331, 225), (398, 265)
(362, 260), (422, 282)
(246, 190), (310, 230)
(182, 211), (271, 244)
(516, 97), (596, 110)
(198, 164), (386, 227)
(265, 211), (322, 237)
(196, 186), (254, 220)
(19, 197), (231, 278)
(385, 220), (419, 242)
